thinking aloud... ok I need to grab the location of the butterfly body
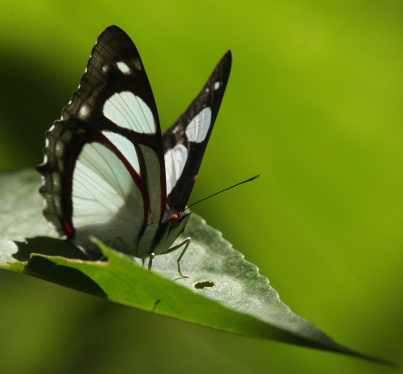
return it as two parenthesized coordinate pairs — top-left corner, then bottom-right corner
(37, 26), (232, 273)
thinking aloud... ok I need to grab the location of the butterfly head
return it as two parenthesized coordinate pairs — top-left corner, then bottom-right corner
(162, 209), (191, 238)
(163, 210), (191, 230)
(146, 210), (191, 257)
(169, 214), (180, 227)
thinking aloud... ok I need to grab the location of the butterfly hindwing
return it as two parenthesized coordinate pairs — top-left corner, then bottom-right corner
(163, 51), (232, 212)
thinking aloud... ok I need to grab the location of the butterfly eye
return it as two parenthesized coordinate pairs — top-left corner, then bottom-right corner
(169, 214), (181, 227)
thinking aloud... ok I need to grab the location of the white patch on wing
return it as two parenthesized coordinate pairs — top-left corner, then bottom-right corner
(117, 61), (131, 74)
(164, 144), (188, 195)
(185, 107), (212, 143)
(72, 142), (144, 256)
(214, 81), (220, 90)
(103, 91), (156, 134)
(61, 130), (73, 143)
(79, 104), (90, 119)
(52, 172), (61, 189)
(132, 58), (142, 71)
(55, 140), (64, 157)
(102, 64), (109, 73)
(102, 131), (141, 175)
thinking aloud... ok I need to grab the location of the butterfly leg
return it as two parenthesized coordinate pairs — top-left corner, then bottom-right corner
(148, 253), (155, 270)
(165, 237), (191, 278)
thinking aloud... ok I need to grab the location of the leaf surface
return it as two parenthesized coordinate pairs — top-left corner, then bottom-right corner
(0, 170), (393, 365)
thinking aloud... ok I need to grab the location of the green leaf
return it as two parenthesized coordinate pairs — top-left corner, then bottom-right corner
(0, 169), (394, 366)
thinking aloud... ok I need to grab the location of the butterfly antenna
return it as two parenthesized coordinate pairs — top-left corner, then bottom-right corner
(185, 174), (261, 211)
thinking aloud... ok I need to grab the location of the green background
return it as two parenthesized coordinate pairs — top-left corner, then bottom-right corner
(0, 1), (402, 373)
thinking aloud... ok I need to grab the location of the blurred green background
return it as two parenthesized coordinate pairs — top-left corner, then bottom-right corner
(1, 0), (402, 373)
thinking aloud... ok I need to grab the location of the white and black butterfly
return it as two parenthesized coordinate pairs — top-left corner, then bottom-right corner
(37, 25), (232, 276)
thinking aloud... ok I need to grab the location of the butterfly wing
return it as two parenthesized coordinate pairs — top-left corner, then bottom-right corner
(163, 51), (232, 212)
(37, 26), (166, 258)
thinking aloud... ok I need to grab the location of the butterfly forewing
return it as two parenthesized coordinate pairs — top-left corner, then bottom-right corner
(163, 51), (232, 212)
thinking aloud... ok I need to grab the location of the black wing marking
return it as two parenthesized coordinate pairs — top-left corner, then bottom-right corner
(63, 26), (160, 135)
(162, 50), (232, 211)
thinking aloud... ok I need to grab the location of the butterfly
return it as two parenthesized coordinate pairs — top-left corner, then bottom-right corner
(36, 25), (232, 277)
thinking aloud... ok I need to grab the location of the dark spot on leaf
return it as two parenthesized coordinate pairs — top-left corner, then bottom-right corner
(152, 299), (161, 312)
(193, 281), (215, 289)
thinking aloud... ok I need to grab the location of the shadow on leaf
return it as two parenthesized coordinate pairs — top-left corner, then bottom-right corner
(12, 237), (106, 297)
(12, 236), (104, 261)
